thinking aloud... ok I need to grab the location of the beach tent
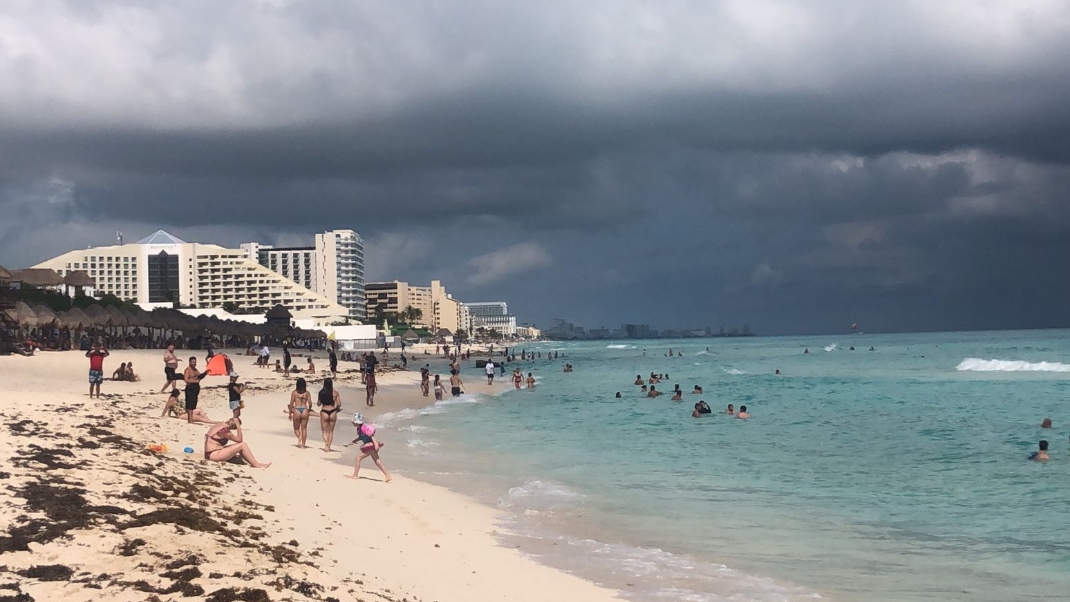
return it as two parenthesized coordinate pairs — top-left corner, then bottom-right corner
(206, 354), (230, 376)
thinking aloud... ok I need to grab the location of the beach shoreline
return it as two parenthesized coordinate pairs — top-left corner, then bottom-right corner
(0, 348), (620, 602)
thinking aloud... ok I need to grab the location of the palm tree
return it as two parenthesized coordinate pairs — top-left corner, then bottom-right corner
(400, 305), (423, 326)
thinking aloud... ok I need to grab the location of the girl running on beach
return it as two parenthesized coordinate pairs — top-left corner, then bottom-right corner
(345, 420), (391, 483)
(317, 378), (341, 452)
(433, 374), (444, 400)
(289, 378), (314, 448)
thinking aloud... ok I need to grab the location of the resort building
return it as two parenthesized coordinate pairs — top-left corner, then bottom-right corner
(466, 301), (518, 336)
(33, 230), (348, 319)
(365, 279), (472, 334)
(241, 229), (366, 320)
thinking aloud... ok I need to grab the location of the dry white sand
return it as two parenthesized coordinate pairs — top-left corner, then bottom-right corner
(0, 348), (619, 601)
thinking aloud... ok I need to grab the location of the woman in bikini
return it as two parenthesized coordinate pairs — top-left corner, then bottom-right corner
(433, 374), (444, 400)
(203, 418), (270, 468)
(160, 388), (213, 423)
(288, 378), (314, 449)
(317, 378), (341, 452)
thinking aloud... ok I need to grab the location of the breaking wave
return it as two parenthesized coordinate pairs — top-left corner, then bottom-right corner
(956, 358), (1070, 373)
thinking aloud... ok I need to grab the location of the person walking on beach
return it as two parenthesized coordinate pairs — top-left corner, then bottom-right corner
(183, 356), (208, 424)
(204, 418), (271, 468)
(433, 374), (445, 400)
(159, 342), (179, 393)
(317, 378), (341, 452)
(485, 360), (496, 385)
(328, 344), (338, 377)
(86, 341), (109, 399)
(513, 368), (523, 389)
(288, 377), (314, 449)
(345, 418), (391, 483)
(526, 372), (536, 389)
(365, 352), (378, 406)
(450, 369), (464, 397)
(258, 345), (270, 368)
(227, 374), (246, 420)
(420, 364), (430, 397)
(283, 345), (292, 376)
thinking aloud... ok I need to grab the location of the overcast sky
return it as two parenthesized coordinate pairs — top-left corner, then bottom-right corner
(2, 1), (1069, 334)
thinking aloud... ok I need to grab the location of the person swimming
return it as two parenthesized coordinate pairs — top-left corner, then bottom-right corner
(736, 405), (750, 419)
(726, 403), (735, 415)
(634, 375), (644, 385)
(692, 403), (703, 418)
(1029, 440), (1049, 461)
(1042, 418), (1053, 429)
(693, 385), (703, 394)
(671, 390), (683, 401)
(615, 392), (622, 398)
(698, 400), (711, 414)
(647, 386), (662, 398)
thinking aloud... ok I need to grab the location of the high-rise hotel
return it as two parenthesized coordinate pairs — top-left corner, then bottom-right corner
(241, 229), (366, 320)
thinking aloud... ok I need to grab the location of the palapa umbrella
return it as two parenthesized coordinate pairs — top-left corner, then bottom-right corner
(401, 329), (420, 342)
(104, 305), (129, 328)
(63, 307), (92, 329)
(13, 301), (38, 328)
(32, 304), (58, 327)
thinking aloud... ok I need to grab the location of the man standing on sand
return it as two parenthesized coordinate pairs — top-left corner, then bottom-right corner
(485, 360), (495, 385)
(183, 356), (208, 424)
(420, 364), (430, 397)
(86, 342), (110, 399)
(450, 369), (464, 397)
(365, 352), (379, 406)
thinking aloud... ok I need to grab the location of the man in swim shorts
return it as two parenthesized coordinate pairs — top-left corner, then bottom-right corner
(86, 342), (109, 399)
(183, 356), (207, 424)
(450, 369), (463, 397)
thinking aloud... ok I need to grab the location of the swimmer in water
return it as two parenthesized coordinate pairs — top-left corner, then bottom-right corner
(647, 386), (662, 398)
(1042, 418), (1052, 429)
(736, 405), (750, 419)
(1029, 440), (1049, 462)
(775, 369), (781, 375)
(634, 375), (644, 385)
(671, 390), (682, 401)
(726, 403), (735, 415)
(615, 392), (622, 398)
(692, 403), (704, 418)
(698, 400), (711, 414)
(804, 348), (809, 354)
(693, 385), (703, 394)
(641, 385), (648, 393)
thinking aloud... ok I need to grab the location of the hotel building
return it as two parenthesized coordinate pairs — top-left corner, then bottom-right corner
(365, 280), (471, 334)
(466, 301), (518, 336)
(241, 229), (366, 320)
(33, 230), (348, 319)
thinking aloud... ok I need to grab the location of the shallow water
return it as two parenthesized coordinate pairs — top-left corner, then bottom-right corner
(379, 331), (1070, 601)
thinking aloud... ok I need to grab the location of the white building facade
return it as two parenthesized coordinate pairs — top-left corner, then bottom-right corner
(242, 229), (366, 321)
(35, 230), (348, 319)
(465, 301), (518, 336)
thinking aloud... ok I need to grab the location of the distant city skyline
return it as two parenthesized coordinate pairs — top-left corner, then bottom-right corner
(3, 3), (1070, 335)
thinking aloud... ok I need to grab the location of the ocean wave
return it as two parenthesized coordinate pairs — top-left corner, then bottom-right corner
(722, 367), (746, 375)
(824, 343), (838, 352)
(956, 358), (1070, 372)
(499, 480), (587, 513)
(405, 438), (440, 449)
(606, 344), (635, 349)
(376, 393), (483, 425)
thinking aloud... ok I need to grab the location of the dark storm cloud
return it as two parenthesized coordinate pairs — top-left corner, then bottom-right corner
(2, 0), (1070, 333)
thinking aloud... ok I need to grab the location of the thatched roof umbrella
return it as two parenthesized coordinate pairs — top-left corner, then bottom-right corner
(401, 329), (420, 342)
(83, 304), (107, 326)
(435, 328), (452, 337)
(63, 270), (95, 287)
(62, 307), (93, 329)
(104, 305), (129, 328)
(9, 269), (65, 287)
(32, 304), (58, 327)
(13, 301), (38, 327)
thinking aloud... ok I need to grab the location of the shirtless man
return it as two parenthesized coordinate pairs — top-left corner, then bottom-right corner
(736, 405), (750, 419)
(634, 374), (644, 386)
(160, 343), (179, 392)
(647, 386), (662, 398)
(449, 369), (464, 397)
(526, 372), (536, 388)
(183, 356), (208, 424)
(1030, 440), (1049, 462)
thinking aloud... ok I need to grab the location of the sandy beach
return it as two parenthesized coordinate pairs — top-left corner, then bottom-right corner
(0, 347), (619, 602)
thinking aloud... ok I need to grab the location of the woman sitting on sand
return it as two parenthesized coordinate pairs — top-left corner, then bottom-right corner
(112, 362), (128, 381)
(288, 378), (314, 449)
(161, 388), (213, 423)
(345, 418), (391, 483)
(203, 418), (270, 468)
(306, 357), (316, 374)
(124, 362), (140, 382)
(317, 378), (341, 452)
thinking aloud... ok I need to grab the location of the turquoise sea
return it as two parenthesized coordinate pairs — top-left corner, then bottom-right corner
(377, 331), (1070, 602)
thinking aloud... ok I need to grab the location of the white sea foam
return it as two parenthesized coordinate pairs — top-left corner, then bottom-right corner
(499, 480), (587, 513)
(722, 367), (746, 375)
(606, 344), (635, 349)
(824, 343), (838, 352)
(405, 438), (440, 449)
(376, 393), (482, 425)
(956, 358), (1070, 372)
